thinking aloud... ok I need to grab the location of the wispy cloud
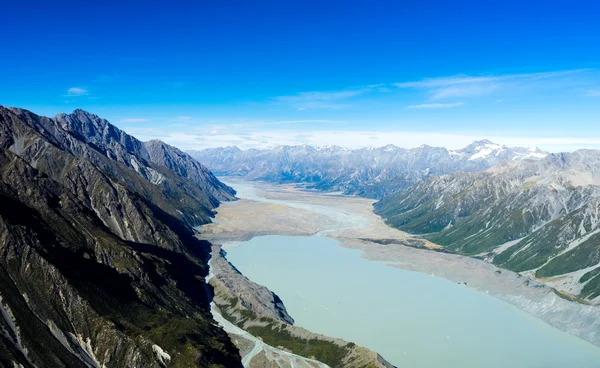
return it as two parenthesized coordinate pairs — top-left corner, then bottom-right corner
(260, 119), (336, 125)
(586, 90), (600, 97)
(176, 115), (193, 120)
(119, 118), (149, 123)
(407, 102), (464, 109)
(124, 124), (600, 153)
(396, 69), (592, 101)
(66, 87), (89, 96)
(276, 84), (384, 110)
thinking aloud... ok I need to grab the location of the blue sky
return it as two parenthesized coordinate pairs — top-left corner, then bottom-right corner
(1, 0), (600, 151)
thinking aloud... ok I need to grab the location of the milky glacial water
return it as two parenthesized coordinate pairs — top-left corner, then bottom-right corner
(225, 235), (600, 368)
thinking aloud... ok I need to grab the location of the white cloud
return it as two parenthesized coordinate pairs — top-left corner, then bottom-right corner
(395, 69), (592, 101)
(263, 119), (336, 125)
(284, 90), (363, 101)
(395, 70), (587, 89)
(430, 84), (498, 100)
(66, 87), (89, 96)
(119, 118), (149, 123)
(396, 76), (498, 89)
(123, 123), (600, 153)
(407, 102), (464, 109)
(176, 115), (193, 120)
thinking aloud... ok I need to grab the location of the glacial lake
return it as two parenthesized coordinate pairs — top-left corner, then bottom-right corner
(225, 235), (600, 368)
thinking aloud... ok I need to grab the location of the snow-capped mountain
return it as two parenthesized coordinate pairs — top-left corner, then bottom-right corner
(449, 139), (547, 161)
(189, 140), (547, 198)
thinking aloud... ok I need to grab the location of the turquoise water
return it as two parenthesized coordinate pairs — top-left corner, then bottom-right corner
(226, 235), (600, 368)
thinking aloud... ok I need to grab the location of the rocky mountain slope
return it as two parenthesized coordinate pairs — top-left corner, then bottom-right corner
(54, 109), (236, 205)
(0, 106), (241, 367)
(190, 140), (546, 198)
(144, 139), (236, 202)
(374, 150), (600, 303)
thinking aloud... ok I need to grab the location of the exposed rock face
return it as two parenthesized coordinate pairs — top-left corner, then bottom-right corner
(55, 108), (151, 162)
(144, 139), (236, 202)
(375, 150), (600, 303)
(211, 248), (294, 324)
(0, 106), (240, 367)
(189, 141), (547, 199)
(54, 109), (236, 207)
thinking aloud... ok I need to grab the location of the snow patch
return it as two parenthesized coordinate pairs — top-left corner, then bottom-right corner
(468, 143), (504, 160)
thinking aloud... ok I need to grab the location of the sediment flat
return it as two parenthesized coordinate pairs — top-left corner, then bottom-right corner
(201, 177), (600, 348)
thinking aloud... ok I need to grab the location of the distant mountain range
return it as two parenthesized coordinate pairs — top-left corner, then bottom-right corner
(375, 150), (600, 303)
(190, 140), (547, 198)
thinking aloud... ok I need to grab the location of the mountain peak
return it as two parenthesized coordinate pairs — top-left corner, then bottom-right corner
(55, 108), (102, 122)
(71, 108), (97, 116)
(54, 108), (151, 161)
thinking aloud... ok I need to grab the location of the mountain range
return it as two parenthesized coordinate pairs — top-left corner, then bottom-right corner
(375, 150), (600, 303)
(190, 140), (547, 198)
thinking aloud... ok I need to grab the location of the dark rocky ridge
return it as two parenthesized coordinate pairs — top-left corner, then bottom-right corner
(54, 109), (236, 206)
(212, 247), (295, 325)
(0, 106), (240, 367)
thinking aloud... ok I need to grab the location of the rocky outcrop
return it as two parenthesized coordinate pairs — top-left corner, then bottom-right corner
(211, 247), (294, 325)
(144, 139), (236, 202)
(0, 106), (241, 367)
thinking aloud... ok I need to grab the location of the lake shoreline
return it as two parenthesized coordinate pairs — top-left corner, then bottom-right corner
(200, 178), (600, 350)
(223, 234), (600, 367)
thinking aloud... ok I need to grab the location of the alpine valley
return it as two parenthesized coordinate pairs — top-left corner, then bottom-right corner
(3, 106), (600, 368)
(192, 142), (600, 308)
(0, 107), (393, 368)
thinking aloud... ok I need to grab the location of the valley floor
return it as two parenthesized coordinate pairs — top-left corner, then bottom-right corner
(201, 178), (600, 350)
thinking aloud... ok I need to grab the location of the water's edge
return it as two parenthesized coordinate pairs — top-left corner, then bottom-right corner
(228, 236), (600, 367)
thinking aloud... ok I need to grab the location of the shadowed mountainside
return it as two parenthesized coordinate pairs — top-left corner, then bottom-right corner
(0, 106), (241, 367)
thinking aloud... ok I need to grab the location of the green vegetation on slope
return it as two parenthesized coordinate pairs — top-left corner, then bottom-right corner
(219, 295), (352, 367)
